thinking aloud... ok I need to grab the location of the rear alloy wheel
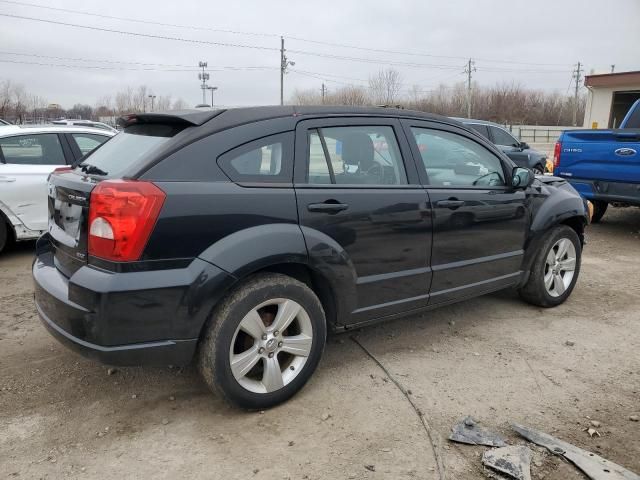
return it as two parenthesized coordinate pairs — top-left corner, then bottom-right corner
(519, 225), (581, 307)
(198, 273), (326, 409)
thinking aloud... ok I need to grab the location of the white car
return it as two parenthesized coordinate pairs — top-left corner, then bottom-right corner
(0, 125), (115, 253)
(51, 120), (118, 133)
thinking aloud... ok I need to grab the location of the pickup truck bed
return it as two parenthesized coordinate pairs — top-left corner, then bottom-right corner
(553, 99), (640, 222)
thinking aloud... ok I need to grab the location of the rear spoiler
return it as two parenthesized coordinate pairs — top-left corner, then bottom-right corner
(117, 109), (225, 128)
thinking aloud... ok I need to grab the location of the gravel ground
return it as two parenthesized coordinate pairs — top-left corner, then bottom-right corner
(1, 207), (639, 479)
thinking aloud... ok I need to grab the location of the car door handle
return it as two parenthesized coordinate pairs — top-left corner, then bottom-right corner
(436, 199), (465, 209)
(0, 176), (16, 183)
(307, 201), (349, 214)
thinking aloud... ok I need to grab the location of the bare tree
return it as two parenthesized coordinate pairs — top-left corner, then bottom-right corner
(368, 69), (402, 105)
(172, 98), (188, 110)
(155, 95), (173, 111)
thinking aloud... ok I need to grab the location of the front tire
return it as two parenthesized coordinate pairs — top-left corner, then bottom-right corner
(198, 273), (326, 410)
(532, 165), (544, 175)
(0, 219), (7, 254)
(519, 225), (581, 308)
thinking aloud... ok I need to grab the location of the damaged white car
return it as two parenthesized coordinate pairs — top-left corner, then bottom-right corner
(0, 125), (114, 253)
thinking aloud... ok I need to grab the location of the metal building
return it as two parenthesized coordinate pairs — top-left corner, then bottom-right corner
(583, 70), (640, 128)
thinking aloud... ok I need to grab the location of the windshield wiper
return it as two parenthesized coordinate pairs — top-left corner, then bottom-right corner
(79, 163), (108, 176)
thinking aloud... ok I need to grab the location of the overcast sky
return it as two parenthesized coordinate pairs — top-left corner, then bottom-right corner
(1, 0), (639, 109)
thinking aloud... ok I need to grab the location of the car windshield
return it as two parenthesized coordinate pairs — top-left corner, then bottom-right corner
(77, 123), (184, 176)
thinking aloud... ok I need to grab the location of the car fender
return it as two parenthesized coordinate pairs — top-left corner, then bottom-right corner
(197, 223), (357, 326)
(0, 199), (41, 241)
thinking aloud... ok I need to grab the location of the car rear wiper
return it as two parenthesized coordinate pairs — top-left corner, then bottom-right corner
(79, 163), (108, 176)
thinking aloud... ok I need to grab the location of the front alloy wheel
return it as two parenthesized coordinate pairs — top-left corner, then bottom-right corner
(543, 238), (577, 297)
(198, 273), (326, 409)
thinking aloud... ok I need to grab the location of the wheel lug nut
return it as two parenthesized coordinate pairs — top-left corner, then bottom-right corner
(268, 352), (274, 358)
(261, 334), (268, 340)
(274, 330), (279, 336)
(258, 347), (265, 354)
(278, 342), (283, 347)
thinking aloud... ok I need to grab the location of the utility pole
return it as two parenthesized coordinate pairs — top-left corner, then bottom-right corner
(148, 94), (156, 111)
(280, 37), (295, 105)
(321, 83), (327, 104)
(198, 61), (210, 105)
(572, 61), (583, 126)
(207, 85), (218, 108)
(464, 58), (476, 118)
(611, 64), (615, 73)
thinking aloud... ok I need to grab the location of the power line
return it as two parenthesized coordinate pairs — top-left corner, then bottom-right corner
(0, 12), (572, 72)
(0, 0), (572, 67)
(0, 13), (280, 51)
(0, 0), (278, 38)
(0, 57), (277, 73)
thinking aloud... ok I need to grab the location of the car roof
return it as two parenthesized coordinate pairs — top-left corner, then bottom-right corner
(450, 117), (507, 128)
(0, 125), (116, 137)
(123, 105), (462, 130)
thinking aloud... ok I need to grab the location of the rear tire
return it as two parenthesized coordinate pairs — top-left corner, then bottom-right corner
(0, 218), (8, 254)
(519, 225), (581, 308)
(591, 200), (608, 223)
(198, 273), (326, 410)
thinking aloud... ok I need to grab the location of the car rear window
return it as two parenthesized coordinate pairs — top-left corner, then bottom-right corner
(77, 124), (184, 177)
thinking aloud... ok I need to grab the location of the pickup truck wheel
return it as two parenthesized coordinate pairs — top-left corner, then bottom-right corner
(198, 273), (326, 410)
(591, 201), (608, 223)
(532, 165), (544, 175)
(519, 225), (581, 308)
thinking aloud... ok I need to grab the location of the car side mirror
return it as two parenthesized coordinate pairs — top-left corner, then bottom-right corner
(519, 141), (529, 150)
(511, 167), (533, 189)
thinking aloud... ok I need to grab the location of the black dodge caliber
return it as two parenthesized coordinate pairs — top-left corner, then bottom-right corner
(34, 106), (589, 409)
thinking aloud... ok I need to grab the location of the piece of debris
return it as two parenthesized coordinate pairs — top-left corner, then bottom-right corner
(106, 368), (117, 376)
(364, 464), (376, 472)
(131, 394), (137, 399)
(288, 441), (294, 447)
(584, 427), (601, 438)
(590, 421), (601, 428)
(564, 340), (575, 347)
(629, 415), (639, 422)
(482, 445), (532, 480)
(161, 418), (169, 425)
(513, 424), (640, 480)
(449, 416), (507, 447)
(321, 412), (331, 421)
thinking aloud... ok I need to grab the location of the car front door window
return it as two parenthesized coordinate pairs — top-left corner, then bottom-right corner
(410, 128), (505, 187)
(490, 126), (520, 148)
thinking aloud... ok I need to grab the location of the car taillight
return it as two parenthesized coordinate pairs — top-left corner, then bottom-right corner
(553, 141), (561, 170)
(88, 180), (165, 261)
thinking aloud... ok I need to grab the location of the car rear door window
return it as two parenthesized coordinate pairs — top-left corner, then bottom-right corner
(489, 126), (520, 147)
(467, 123), (490, 139)
(70, 133), (109, 155)
(217, 132), (293, 183)
(0, 133), (66, 165)
(307, 126), (407, 185)
(411, 127), (505, 187)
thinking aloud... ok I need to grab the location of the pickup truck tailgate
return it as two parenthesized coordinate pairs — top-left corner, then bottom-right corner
(556, 129), (640, 183)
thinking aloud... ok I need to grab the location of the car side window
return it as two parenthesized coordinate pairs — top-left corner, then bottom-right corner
(410, 127), (506, 187)
(468, 123), (490, 139)
(306, 125), (407, 186)
(490, 126), (519, 147)
(217, 132), (293, 183)
(71, 133), (109, 155)
(0, 133), (66, 165)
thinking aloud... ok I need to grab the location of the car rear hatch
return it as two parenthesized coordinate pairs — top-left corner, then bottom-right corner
(48, 170), (96, 277)
(47, 111), (222, 277)
(557, 129), (640, 183)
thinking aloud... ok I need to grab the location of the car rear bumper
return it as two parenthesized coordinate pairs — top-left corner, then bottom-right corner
(565, 178), (640, 206)
(33, 236), (235, 366)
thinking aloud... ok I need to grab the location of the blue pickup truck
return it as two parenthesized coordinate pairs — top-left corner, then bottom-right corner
(554, 99), (640, 222)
